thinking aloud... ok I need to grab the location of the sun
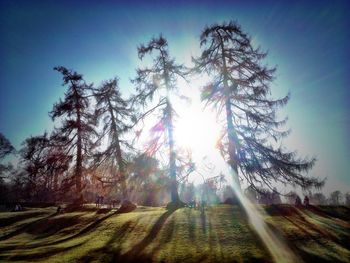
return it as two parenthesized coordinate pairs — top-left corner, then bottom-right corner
(174, 94), (221, 159)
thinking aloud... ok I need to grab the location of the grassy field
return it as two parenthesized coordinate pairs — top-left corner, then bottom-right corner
(0, 204), (349, 263)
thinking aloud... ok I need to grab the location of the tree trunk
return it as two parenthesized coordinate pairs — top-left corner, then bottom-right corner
(161, 50), (180, 204)
(115, 142), (128, 200)
(224, 97), (241, 189)
(166, 99), (180, 203)
(76, 104), (82, 194)
(53, 171), (58, 192)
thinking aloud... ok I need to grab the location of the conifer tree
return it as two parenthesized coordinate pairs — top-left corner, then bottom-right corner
(193, 21), (323, 192)
(94, 78), (132, 200)
(50, 66), (97, 194)
(132, 35), (187, 204)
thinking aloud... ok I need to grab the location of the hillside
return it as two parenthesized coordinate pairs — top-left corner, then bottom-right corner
(0, 204), (349, 263)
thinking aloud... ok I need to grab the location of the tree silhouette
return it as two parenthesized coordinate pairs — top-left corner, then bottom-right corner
(0, 132), (15, 160)
(345, 192), (350, 206)
(20, 133), (49, 200)
(50, 66), (97, 195)
(45, 137), (71, 195)
(310, 192), (326, 205)
(94, 78), (133, 200)
(193, 21), (323, 192)
(127, 153), (169, 206)
(20, 132), (71, 201)
(329, 190), (342, 205)
(0, 132), (15, 181)
(132, 35), (187, 204)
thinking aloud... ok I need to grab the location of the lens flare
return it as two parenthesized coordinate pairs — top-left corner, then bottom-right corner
(229, 168), (300, 263)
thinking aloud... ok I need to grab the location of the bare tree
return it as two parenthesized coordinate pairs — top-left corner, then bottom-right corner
(193, 21), (324, 193)
(20, 133), (49, 200)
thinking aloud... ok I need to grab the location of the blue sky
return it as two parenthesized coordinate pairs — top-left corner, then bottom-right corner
(0, 0), (349, 193)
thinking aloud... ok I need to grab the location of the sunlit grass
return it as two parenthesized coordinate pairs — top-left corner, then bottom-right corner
(0, 204), (349, 262)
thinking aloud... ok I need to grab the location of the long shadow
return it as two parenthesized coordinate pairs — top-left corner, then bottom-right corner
(272, 206), (350, 263)
(78, 220), (138, 263)
(207, 208), (216, 257)
(282, 213), (328, 246)
(185, 208), (197, 241)
(0, 211), (49, 227)
(277, 214), (348, 263)
(120, 208), (176, 261)
(265, 205), (343, 242)
(301, 208), (350, 243)
(295, 208), (350, 251)
(41, 209), (120, 246)
(148, 212), (176, 257)
(0, 242), (84, 261)
(265, 205), (350, 262)
(0, 209), (120, 252)
(200, 207), (206, 234)
(0, 212), (57, 241)
(282, 206), (342, 243)
(228, 205), (278, 262)
(308, 205), (350, 221)
(265, 204), (350, 222)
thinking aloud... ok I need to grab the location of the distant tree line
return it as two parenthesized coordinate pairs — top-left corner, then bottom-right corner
(0, 21), (328, 207)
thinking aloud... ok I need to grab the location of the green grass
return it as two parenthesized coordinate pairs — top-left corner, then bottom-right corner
(0, 204), (349, 262)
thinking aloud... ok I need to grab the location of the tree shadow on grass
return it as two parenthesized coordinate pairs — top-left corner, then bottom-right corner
(0, 209), (120, 252)
(265, 204), (350, 222)
(268, 205), (349, 263)
(0, 210), (50, 227)
(276, 206), (343, 244)
(77, 209), (176, 263)
(184, 208), (197, 241)
(265, 205), (347, 242)
(78, 220), (137, 263)
(200, 207), (206, 234)
(43, 209), (120, 246)
(118, 208), (177, 262)
(0, 242), (85, 261)
(308, 205), (350, 222)
(0, 211), (57, 241)
(226, 205), (277, 263)
(148, 212), (176, 257)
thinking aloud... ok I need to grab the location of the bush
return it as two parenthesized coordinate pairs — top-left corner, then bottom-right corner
(117, 200), (137, 213)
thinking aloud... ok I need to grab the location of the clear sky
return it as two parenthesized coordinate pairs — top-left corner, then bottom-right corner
(0, 0), (349, 193)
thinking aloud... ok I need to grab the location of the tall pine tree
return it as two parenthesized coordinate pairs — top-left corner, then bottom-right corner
(50, 66), (97, 195)
(94, 78), (133, 201)
(132, 35), (187, 204)
(193, 21), (323, 192)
